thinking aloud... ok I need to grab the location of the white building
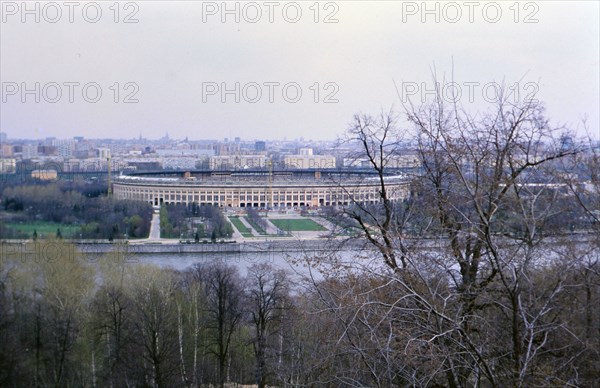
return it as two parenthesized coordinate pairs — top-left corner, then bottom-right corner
(98, 148), (111, 159)
(209, 155), (269, 170)
(55, 139), (76, 158)
(22, 144), (38, 160)
(284, 155), (336, 169)
(0, 158), (16, 173)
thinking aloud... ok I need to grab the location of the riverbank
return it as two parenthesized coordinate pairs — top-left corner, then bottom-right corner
(0, 236), (368, 258)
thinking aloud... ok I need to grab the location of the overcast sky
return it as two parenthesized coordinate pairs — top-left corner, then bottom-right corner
(1, 1), (598, 141)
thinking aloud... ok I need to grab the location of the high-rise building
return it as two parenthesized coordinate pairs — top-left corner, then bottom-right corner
(0, 144), (13, 157)
(22, 144), (38, 159)
(255, 141), (266, 152)
(55, 139), (76, 158)
(98, 148), (111, 159)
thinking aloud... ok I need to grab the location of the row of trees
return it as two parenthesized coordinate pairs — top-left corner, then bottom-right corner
(246, 208), (269, 234)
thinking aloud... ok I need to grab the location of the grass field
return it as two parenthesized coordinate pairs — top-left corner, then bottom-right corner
(270, 218), (327, 232)
(6, 221), (80, 238)
(228, 217), (254, 237)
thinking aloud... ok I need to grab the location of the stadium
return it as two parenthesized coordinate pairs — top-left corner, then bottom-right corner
(113, 169), (409, 208)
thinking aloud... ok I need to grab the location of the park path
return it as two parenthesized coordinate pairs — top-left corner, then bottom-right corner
(226, 216), (245, 240)
(263, 218), (281, 235)
(149, 212), (161, 240)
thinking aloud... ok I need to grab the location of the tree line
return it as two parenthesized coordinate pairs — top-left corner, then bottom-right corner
(0, 250), (296, 388)
(1, 240), (597, 387)
(0, 181), (152, 239)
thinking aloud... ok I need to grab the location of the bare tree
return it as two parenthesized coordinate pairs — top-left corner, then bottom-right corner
(195, 262), (244, 388)
(310, 82), (591, 386)
(129, 267), (180, 388)
(245, 263), (289, 388)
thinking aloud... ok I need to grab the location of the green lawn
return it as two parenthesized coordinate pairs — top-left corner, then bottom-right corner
(6, 221), (80, 238)
(270, 218), (327, 232)
(228, 217), (254, 237)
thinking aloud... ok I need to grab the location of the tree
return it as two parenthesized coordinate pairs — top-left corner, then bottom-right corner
(91, 283), (134, 387)
(128, 266), (180, 387)
(316, 83), (588, 386)
(14, 240), (95, 386)
(245, 263), (289, 388)
(195, 263), (244, 388)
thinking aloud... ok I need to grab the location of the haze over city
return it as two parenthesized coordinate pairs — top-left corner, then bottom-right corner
(1, 1), (598, 141)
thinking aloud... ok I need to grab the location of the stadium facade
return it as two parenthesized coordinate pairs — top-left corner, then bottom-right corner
(113, 169), (408, 208)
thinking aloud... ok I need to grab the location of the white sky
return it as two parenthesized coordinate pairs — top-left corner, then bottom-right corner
(1, 0), (598, 141)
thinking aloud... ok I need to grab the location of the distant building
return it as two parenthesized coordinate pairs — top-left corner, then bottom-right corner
(0, 144), (13, 157)
(214, 142), (240, 156)
(38, 145), (57, 156)
(82, 158), (109, 171)
(113, 169), (409, 208)
(209, 155), (269, 170)
(98, 148), (111, 159)
(22, 144), (38, 160)
(0, 158), (16, 173)
(31, 169), (58, 180)
(108, 143), (128, 156)
(64, 159), (82, 172)
(343, 154), (420, 169)
(0, 132), (7, 143)
(255, 141), (266, 152)
(55, 139), (76, 158)
(163, 158), (198, 170)
(284, 155), (336, 169)
(127, 160), (162, 171)
(156, 149), (214, 157)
